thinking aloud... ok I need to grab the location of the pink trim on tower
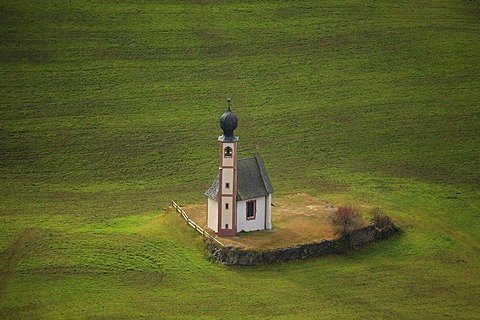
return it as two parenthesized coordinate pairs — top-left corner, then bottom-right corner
(217, 140), (238, 237)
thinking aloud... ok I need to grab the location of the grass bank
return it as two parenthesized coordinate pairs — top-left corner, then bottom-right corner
(1, 0), (479, 318)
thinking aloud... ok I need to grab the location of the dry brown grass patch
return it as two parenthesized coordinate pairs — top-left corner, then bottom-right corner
(182, 193), (339, 250)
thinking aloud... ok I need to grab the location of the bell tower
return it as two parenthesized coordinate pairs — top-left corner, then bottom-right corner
(216, 98), (238, 237)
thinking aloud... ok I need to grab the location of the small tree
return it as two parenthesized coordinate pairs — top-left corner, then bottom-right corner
(332, 206), (363, 238)
(371, 207), (393, 229)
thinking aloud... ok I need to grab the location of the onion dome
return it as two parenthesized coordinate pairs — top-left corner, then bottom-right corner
(219, 98), (238, 140)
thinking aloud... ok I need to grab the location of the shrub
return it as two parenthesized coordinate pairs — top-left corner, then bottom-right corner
(332, 206), (363, 237)
(371, 207), (393, 229)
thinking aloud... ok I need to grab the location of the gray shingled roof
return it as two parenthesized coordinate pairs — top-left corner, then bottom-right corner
(205, 175), (220, 201)
(205, 152), (273, 201)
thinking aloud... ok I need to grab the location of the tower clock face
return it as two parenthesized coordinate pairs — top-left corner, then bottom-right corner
(224, 146), (233, 157)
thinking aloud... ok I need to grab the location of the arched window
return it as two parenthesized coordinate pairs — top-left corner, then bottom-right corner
(224, 146), (233, 157)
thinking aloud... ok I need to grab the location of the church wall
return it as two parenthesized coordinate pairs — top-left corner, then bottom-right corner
(207, 198), (218, 232)
(265, 194), (272, 230)
(236, 196), (266, 232)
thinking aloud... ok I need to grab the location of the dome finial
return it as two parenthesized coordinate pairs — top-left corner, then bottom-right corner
(219, 98), (238, 141)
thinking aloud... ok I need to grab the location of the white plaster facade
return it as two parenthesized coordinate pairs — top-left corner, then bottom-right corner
(237, 195), (272, 232)
(207, 197), (218, 232)
(208, 194), (272, 234)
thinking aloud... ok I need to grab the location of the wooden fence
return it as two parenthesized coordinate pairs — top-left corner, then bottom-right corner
(171, 200), (224, 247)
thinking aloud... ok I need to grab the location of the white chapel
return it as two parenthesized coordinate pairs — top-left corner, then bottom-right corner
(205, 99), (274, 237)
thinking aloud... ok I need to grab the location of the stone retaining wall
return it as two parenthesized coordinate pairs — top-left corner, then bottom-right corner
(205, 223), (399, 266)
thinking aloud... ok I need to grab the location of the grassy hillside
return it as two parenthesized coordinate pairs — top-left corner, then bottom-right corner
(1, 0), (479, 318)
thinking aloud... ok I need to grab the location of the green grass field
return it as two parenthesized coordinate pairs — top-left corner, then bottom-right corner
(1, 0), (479, 318)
